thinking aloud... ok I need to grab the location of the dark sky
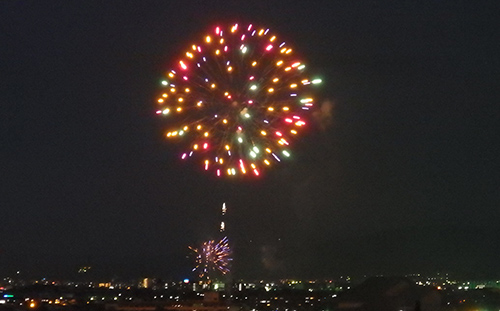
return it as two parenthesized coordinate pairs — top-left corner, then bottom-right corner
(1, 1), (498, 281)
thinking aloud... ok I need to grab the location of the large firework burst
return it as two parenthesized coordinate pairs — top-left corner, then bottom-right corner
(156, 23), (321, 177)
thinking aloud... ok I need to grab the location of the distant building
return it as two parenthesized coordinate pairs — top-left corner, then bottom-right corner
(336, 276), (441, 311)
(106, 291), (243, 311)
(142, 278), (152, 289)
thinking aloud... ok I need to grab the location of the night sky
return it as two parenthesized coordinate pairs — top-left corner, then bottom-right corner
(1, 1), (498, 281)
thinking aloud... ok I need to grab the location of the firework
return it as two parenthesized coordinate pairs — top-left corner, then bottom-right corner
(156, 23), (321, 177)
(220, 202), (226, 232)
(189, 236), (232, 280)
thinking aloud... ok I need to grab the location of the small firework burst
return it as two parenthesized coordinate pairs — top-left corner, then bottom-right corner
(189, 236), (232, 280)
